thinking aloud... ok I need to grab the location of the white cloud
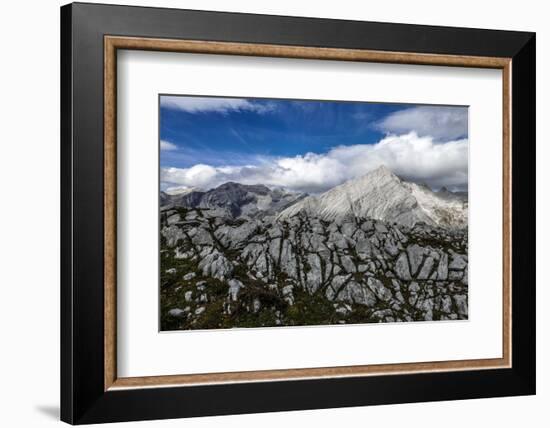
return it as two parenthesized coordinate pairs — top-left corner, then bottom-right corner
(161, 132), (468, 193)
(376, 106), (468, 141)
(160, 140), (178, 151)
(163, 164), (219, 189)
(160, 96), (274, 114)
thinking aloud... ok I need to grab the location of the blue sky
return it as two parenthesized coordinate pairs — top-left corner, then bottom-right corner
(160, 97), (413, 168)
(159, 95), (468, 193)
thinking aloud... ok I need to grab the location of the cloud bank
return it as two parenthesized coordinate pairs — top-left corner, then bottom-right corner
(160, 96), (274, 115)
(161, 132), (468, 193)
(160, 140), (177, 151)
(376, 106), (468, 141)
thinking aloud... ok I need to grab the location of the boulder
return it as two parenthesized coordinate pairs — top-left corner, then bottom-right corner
(168, 308), (186, 318)
(198, 251), (233, 280)
(437, 253), (449, 280)
(395, 252), (412, 280)
(406, 244), (424, 276)
(228, 279), (244, 301)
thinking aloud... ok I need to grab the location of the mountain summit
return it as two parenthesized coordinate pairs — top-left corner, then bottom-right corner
(278, 166), (467, 228)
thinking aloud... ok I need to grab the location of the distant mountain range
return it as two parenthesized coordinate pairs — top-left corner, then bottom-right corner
(161, 165), (467, 229)
(161, 182), (306, 219)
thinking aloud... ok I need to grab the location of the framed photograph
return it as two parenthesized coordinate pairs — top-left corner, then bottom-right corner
(61, 2), (535, 424)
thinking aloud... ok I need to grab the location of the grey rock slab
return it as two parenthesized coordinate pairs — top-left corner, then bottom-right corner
(361, 220), (374, 232)
(395, 252), (412, 280)
(305, 253), (323, 293)
(437, 253), (449, 280)
(372, 309), (393, 320)
(325, 285), (338, 301)
(198, 251), (233, 280)
(168, 308), (186, 318)
(330, 274), (351, 297)
(367, 277), (392, 301)
(282, 284), (294, 305)
(449, 254), (467, 270)
(384, 239), (400, 256)
(166, 213), (181, 225)
(338, 280), (377, 306)
(340, 255), (356, 273)
(439, 295), (453, 313)
(228, 279), (244, 301)
(454, 294), (468, 316)
(335, 305), (352, 315)
(374, 223), (388, 233)
(449, 270), (463, 280)
(307, 233), (327, 252)
(185, 211), (199, 221)
(182, 272), (196, 281)
(395, 290), (405, 303)
(417, 256), (435, 280)
(355, 238), (372, 257)
(174, 249), (193, 259)
(408, 281), (420, 293)
(406, 244), (425, 276)
(341, 222), (357, 238)
(191, 228), (214, 246)
(162, 225), (186, 247)
(268, 238), (281, 262)
(199, 246), (214, 258)
(241, 243), (264, 264)
(329, 232), (349, 250)
(253, 254), (270, 278)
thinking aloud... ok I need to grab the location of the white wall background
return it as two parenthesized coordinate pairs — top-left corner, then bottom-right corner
(0, 1), (545, 427)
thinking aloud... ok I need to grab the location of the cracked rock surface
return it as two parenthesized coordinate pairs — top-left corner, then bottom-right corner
(160, 206), (468, 330)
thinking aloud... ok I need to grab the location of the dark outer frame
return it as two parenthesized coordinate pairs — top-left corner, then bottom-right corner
(104, 36), (512, 389)
(61, 2), (536, 424)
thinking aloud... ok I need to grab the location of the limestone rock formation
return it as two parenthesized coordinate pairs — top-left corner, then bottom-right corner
(160, 205), (467, 330)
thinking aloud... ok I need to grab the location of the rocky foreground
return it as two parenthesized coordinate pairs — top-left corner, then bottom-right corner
(160, 206), (468, 330)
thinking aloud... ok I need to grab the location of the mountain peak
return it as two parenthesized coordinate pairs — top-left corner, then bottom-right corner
(278, 165), (467, 229)
(360, 165), (401, 183)
(369, 164), (394, 176)
(374, 164), (391, 173)
(346, 165), (400, 189)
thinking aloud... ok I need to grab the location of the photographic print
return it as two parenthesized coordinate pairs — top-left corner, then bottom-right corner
(159, 95), (468, 331)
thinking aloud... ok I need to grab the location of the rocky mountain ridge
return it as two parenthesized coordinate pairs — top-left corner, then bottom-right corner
(278, 166), (467, 229)
(161, 204), (468, 330)
(161, 182), (307, 219)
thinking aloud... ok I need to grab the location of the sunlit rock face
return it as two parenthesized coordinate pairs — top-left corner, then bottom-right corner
(278, 166), (467, 229)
